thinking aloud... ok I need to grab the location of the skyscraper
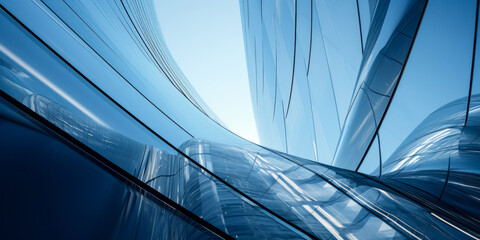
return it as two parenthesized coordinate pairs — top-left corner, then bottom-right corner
(240, 0), (480, 238)
(0, 0), (479, 239)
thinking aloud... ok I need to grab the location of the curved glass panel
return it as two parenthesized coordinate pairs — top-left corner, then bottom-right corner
(358, 135), (381, 177)
(440, 14), (480, 226)
(307, 2), (341, 163)
(333, 0), (426, 169)
(3, 0), (480, 238)
(313, 0), (363, 126)
(285, 56), (316, 160)
(379, 0), (476, 199)
(0, 99), (222, 240)
(274, 153), (479, 239)
(0, 8), (310, 238)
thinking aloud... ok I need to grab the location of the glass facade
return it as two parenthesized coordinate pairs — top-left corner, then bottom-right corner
(241, 0), (480, 238)
(1, 0), (479, 239)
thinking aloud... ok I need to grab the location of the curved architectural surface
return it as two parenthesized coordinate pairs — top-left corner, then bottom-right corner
(1, 0), (480, 239)
(241, 0), (480, 238)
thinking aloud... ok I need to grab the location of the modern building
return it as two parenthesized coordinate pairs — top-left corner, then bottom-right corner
(0, 0), (479, 239)
(240, 0), (480, 237)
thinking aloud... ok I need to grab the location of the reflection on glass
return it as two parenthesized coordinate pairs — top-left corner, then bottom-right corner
(333, 0), (426, 169)
(358, 135), (381, 177)
(2, 0), (480, 239)
(379, 0), (475, 163)
(0, 99), (221, 240)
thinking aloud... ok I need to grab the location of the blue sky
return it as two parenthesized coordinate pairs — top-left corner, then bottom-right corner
(155, 0), (259, 144)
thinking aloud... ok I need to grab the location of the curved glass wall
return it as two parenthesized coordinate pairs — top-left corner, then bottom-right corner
(242, 0), (480, 237)
(1, 0), (480, 239)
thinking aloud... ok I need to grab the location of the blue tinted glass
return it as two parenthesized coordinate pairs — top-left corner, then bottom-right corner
(334, 0), (426, 170)
(285, 155), (477, 239)
(0, 11), (163, 174)
(357, 0), (371, 50)
(4, 0), (480, 239)
(6, 0), (254, 148)
(379, 0), (476, 198)
(357, 135), (381, 177)
(307, 3), (341, 164)
(0, 99), (221, 240)
(333, 89), (377, 169)
(285, 51), (316, 160)
(313, 0), (363, 126)
(441, 8), (480, 225)
(1, 0), (193, 146)
(276, 0), (296, 115)
(0, 9), (312, 238)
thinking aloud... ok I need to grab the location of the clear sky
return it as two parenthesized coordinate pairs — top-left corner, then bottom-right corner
(155, 0), (259, 144)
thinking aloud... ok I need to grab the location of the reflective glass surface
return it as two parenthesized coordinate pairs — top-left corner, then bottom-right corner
(0, 98), (222, 240)
(0, 7), (309, 238)
(334, 0), (426, 169)
(241, 0), (480, 236)
(2, 0), (480, 239)
(180, 139), (479, 239)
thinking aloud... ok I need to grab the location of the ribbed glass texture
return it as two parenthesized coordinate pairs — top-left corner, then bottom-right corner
(241, 0), (480, 235)
(1, 0), (480, 239)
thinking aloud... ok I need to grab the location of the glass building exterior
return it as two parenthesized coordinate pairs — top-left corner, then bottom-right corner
(1, 0), (480, 239)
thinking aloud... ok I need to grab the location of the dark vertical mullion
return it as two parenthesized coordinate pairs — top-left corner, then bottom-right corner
(464, 0), (480, 128)
(356, 0), (365, 54)
(285, 0), (298, 116)
(306, 0), (313, 75)
(377, 134), (383, 178)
